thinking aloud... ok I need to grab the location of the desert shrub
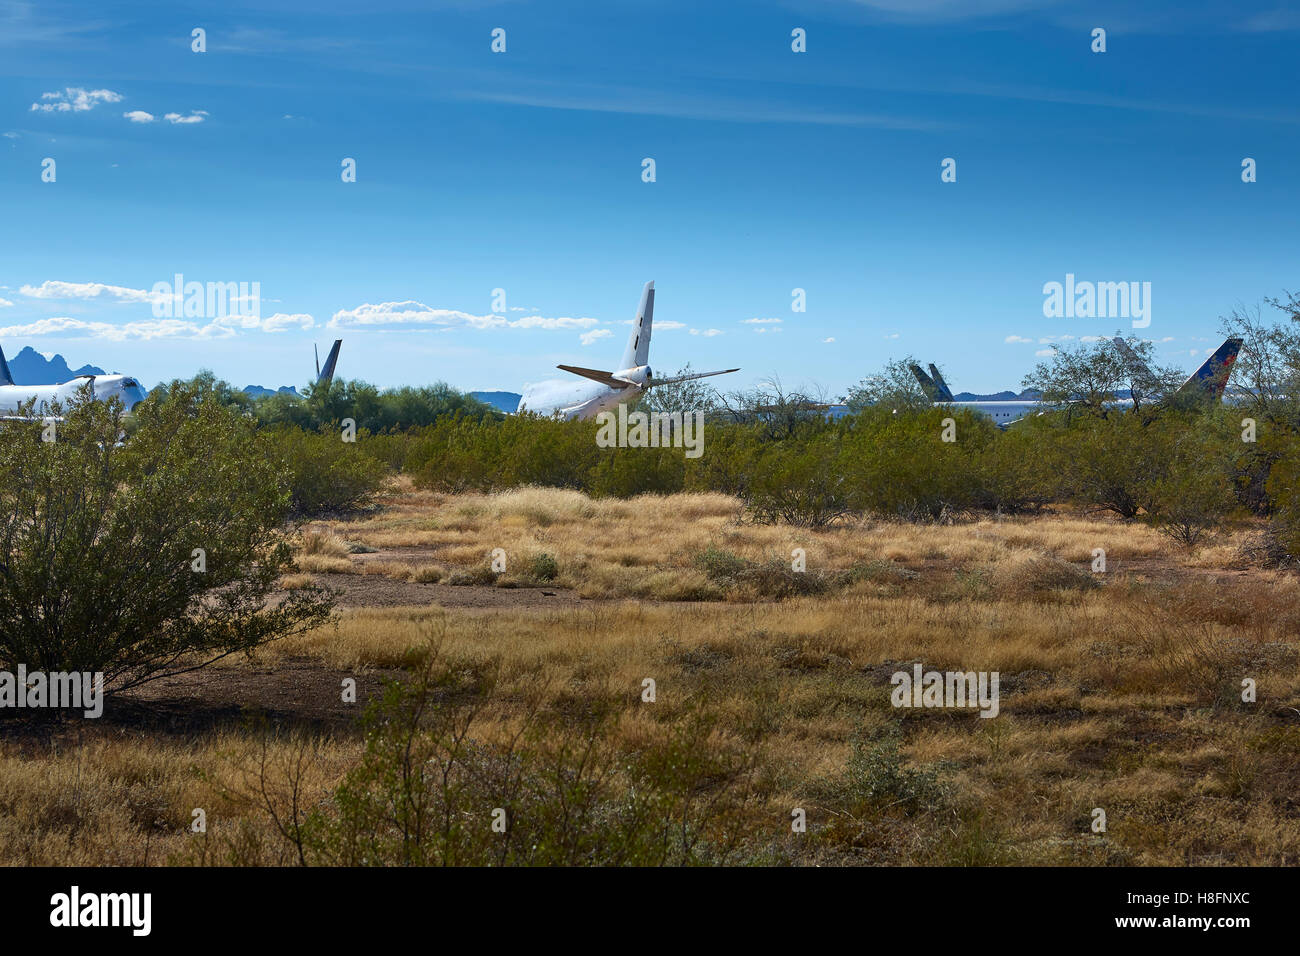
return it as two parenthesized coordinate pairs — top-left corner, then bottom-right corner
(265, 426), (389, 517)
(1265, 428), (1300, 559)
(588, 446), (685, 498)
(841, 407), (994, 520)
(693, 547), (873, 599)
(255, 378), (500, 433)
(0, 384), (334, 692)
(826, 727), (949, 816)
(298, 529), (350, 558)
(745, 431), (853, 527)
(527, 553), (559, 582)
(987, 552), (1099, 597)
(274, 652), (759, 865)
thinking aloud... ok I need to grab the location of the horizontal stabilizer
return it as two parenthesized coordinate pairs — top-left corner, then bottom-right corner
(557, 365), (636, 389)
(648, 368), (739, 387)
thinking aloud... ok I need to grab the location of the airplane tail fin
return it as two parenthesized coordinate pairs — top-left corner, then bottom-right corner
(618, 281), (654, 371)
(1112, 336), (1148, 376)
(927, 363), (955, 402)
(317, 339), (342, 387)
(0, 345), (12, 387)
(910, 364), (942, 402)
(1176, 337), (1242, 401)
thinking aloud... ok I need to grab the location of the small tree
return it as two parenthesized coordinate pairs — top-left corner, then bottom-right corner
(0, 384), (334, 693)
(844, 356), (934, 413)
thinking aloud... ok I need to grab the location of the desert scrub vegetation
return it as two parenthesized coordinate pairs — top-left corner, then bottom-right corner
(192, 648), (769, 866)
(4, 549), (1300, 866)
(0, 383), (334, 692)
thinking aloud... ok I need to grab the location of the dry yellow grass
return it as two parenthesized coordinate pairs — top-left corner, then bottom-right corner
(303, 483), (1225, 599)
(5, 487), (1296, 866)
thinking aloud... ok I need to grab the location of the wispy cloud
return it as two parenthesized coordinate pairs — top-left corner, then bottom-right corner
(463, 84), (946, 130)
(328, 300), (599, 332)
(164, 110), (208, 125)
(580, 328), (612, 346)
(262, 312), (315, 333)
(123, 110), (155, 123)
(30, 87), (121, 113)
(21, 279), (163, 305)
(0, 316), (235, 341)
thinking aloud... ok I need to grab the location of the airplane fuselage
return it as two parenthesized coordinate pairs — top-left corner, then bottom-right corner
(0, 375), (149, 417)
(517, 377), (645, 420)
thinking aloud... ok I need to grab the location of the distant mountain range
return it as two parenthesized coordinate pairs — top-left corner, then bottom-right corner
(242, 385), (301, 398)
(5, 346), (105, 384)
(951, 389), (1043, 402)
(471, 391), (522, 413)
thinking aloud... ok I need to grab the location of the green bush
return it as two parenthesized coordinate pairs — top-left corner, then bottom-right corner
(264, 426), (389, 517)
(0, 384), (334, 692)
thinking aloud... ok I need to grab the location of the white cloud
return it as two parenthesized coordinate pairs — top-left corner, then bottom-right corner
(328, 300), (598, 331)
(823, 337), (836, 343)
(580, 328), (613, 346)
(2, 132), (19, 139)
(654, 320), (686, 330)
(741, 317), (782, 325)
(0, 297), (12, 308)
(1035, 348), (1055, 357)
(123, 110), (155, 123)
(262, 312), (315, 333)
(164, 110), (209, 125)
(884, 332), (900, 339)
(21, 279), (164, 305)
(689, 328), (723, 337)
(30, 87), (123, 113)
(1005, 335), (1033, 344)
(0, 316), (231, 341)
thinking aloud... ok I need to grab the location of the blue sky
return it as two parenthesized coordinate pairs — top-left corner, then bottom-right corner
(1, 0), (1296, 395)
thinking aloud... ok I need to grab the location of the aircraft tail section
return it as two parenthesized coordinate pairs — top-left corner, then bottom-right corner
(317, 339), (342, 387)
(1176, 337), (1242, 401)
(558, 364), (633, 389)
(0, 345), (12, 387)
(910, 364), (942, 401)
(619, 281), (654, 371)
(927, 363), (955, 402)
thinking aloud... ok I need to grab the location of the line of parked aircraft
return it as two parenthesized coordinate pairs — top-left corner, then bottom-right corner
(908, 336), (1242, 425)
(0, 280), (1245, 426)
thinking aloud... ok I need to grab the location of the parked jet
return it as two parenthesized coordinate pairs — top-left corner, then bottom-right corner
(0, 344), (148, 418)
(315, 339), (342, 388)
(516, 281), (739, 419)
(910, 337), (1242, 425)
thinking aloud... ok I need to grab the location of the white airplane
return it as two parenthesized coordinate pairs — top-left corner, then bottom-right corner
(516, 281), (739, 419)
(0, 345), (149, 419)
(910, 337), (1242, 426)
